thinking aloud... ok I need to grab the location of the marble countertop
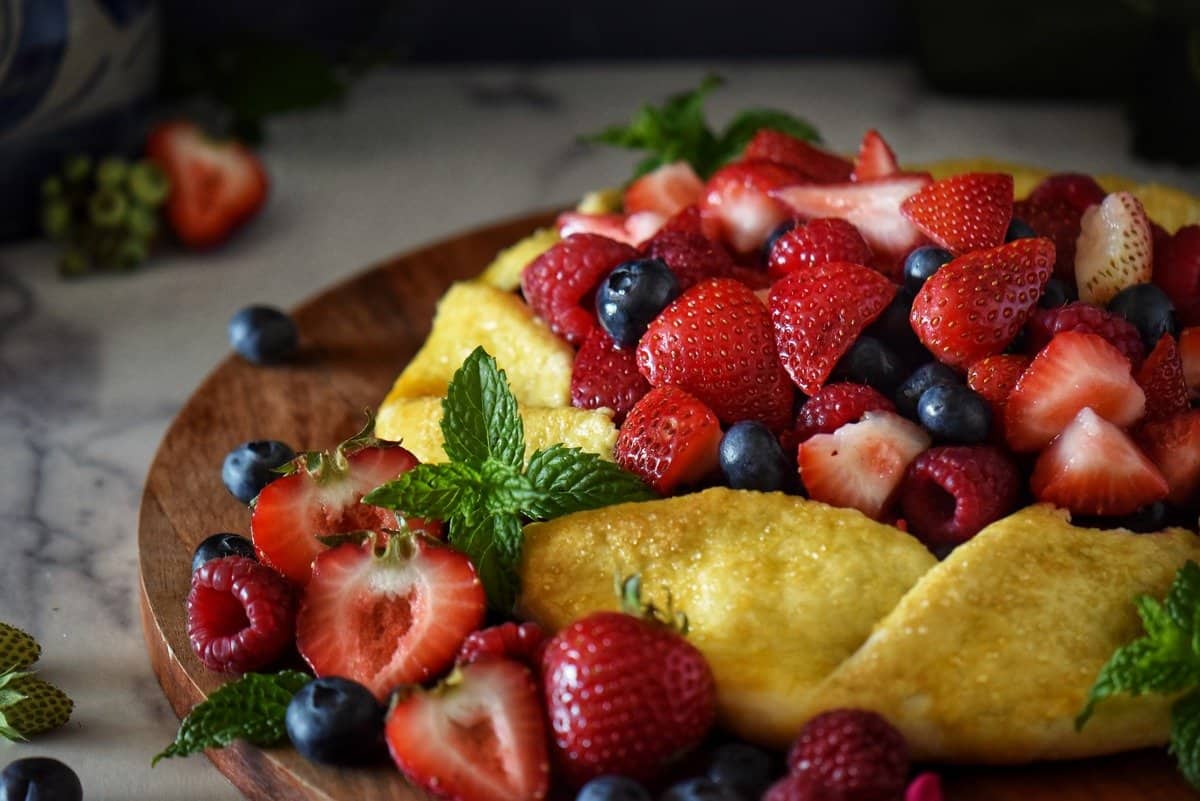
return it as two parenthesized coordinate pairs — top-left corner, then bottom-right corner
(2, 62), (1198, 800)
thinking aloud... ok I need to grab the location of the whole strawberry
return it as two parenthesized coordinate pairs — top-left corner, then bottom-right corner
(0, 622), (40, 671)
(541, 577), (716, 786)
(787, 709), (909, 801)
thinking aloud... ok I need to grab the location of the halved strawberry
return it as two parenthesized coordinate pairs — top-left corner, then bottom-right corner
(296, 533), (486, 701)
(1154, 224), (1200, 326)
(966, 353), (1030, 434)
(1136, 334), (1190, 421)
(570, 328), (649, 423)
(555, 212), (639, 246)
(251, 443), (439, 586)
(852, 130), (900, 182)
(899, 172), (1014, 255)
(1181, 327), (1200, 398)
(624, 161), (705, 218)
(1075, 192), (1153, 305)
(769, 261), (897, 394)
(700, 160), (809, 254)
(743, 129), (853, 183)
(1137, 410), (1200, 508)
(766, 218), (873, 280)
(909, 238), (1055, 369)
(615, 385), (722, 495)
(771, 174), (932, 274)
(1031, 407), (1167, 516)
(386, 659), (550, 801)
(1004, 331), (1146, 452)
(797, 411), (931, 520)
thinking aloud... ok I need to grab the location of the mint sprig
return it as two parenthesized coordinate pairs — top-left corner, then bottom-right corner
(363, 347), (653, 612)
(1078, 561), (1200, 787)
(154, 670), (311, 765)
(583, 75), (821, 180)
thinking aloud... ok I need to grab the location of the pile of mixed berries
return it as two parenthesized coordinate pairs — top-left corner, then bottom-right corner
(532, 127), (1200, 542)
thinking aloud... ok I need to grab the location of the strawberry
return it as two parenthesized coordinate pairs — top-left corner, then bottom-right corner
(522, 233), (640, 345)
(899, 172), (1014, 255)
(642, 228), (741, 290)
(1013, 197), (1084, 282)
(700, 160), (810, 253)
(624, 161), (705, 218)
(769, 261), (898, 394)
(1030, 407), (1168, 516)
(966, 354), (1029, 423)
(0, 670), (73, 740)
(772, 174), (933, 274)
(0, 623), (39, 671)
(1181, 327), (1200, 397)
(798, 410), (931, 520)
(637, 278), (794, 429)
(296, 533), (486, 701)
(251, 442), (436, 586)
(146, 120), (268, 249)
(852, 129), (900, 182)
(540, 581), (716, 786)
(615, 385), (722, 494)
(1004, 331), (1146, 452)
(1154, 224), (1200, 326)
(743, 129), (854, 183)
(570, 328), (650, 423)
(1026, 173), (1107, 213)
(909, 238), (1054, 369)
(556, 212), (665, 247)
(1136, 334), (1190, 421)
(1074, 192), (1153, 305)
(386, 659), (549, 801)
(1137, 410), (1200, 508)
(767, 218), (874, 280)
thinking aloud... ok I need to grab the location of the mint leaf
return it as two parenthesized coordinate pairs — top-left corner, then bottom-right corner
(363, 462), (486, 520)
(153, 670), (310, 765)
(1173, 690), (1200, 789)
(1165, 561), (1200, 636)
(716, 109), (821, 163)
(449, 515), (523, 612)
(440, 347), (524, 468)
(478, 460), (540, 516)
(524, 444), (655, 519)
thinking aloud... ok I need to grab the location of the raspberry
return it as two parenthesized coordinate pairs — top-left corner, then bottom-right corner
(657, 204), (706, 237)
(768, 218), (874, 280)
(787, 709), (909, 801)
(187, 556), (296, 674)
(570, 328), (650, 424)
(794, 383), (896, 444)
(457, 622), (546, 668)
(521, 233), (638, 345)
(1026, 302), (1146, 368)
(1013, 197), (1082, 282)
(642, 229), (739, 291)
(898, 446), (1022, 547)
(764, 772), (848, 801)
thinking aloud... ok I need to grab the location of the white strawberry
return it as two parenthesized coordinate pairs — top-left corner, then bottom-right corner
(1074, 192), (1153, 305)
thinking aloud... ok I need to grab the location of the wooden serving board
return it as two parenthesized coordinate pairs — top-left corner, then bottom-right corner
(138, 212), (1196, 801)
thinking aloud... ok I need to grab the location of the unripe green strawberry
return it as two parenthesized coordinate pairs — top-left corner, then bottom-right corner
(0, 622), (40, 670)
(0, 669), (73, 741)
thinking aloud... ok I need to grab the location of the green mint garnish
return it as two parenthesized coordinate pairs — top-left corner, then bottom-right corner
(363, 347), (654, 612)
(583, 74), (821, 180)
(153, 670), (311, 765)
(1078, 561), (1200, 787)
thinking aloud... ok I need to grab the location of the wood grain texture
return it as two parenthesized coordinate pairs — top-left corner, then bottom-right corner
(138, 212), (1196, 801)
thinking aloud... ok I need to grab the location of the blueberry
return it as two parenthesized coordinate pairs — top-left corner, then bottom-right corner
(1005, 217), (1037, 241)
(229, 305), (299, 364)
(865, 288), (930, 367)
(1107, 283), (1178, 348)
(1038, 277), (1077, 309)
(660, 777), (740, 801)
(576, 776), (653, 801)
(707, 743), (775, 800)
(762, 219), (797, 261)
(596, 258), (681, 347)
(831, 336), (906, 395)
(1, 758), (82, 801)
(719, 422), (790, 492)
(286, 677), (387, 766)
(895, 362), (961, 419)
(917, 383), (991, 443)
(902, 246), (954, 293)
(192, 533), (256, 573)
(1076, 502), (1171, 534)
(222, 440), (296, 503)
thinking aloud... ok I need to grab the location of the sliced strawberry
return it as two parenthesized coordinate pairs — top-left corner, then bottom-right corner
(1137, 410), (1200, 508)
(769, 261), (898, 394)
(966, 353), (1030, 431)
(1181, 327), (1200, 398)
(743, 129), (853, 183)
(771, 174), (933, 275)
(251, 444), (438, 586)
(1004, 331), (1146, 452)
(297, 533), (486, 700)
(1031, 407), (1168, 516)
(638, 278), (793, 428)
(555, 212), (665, 247)
(1075, 192), (1153, 305)
(910, 238), (1055, 369)
(1026, 173), (1107, 213)
(798, 411), (931, 520)
(766, 218), (873, 280)
(852, 129), (900, 182)
(1013, 197), (1084, 282)
(146, 120), (268, 249)
(624, 161), (705, 218)
(700, 160), (809, 254)
(386, 659), (550, 801)
(899, 172), (1014, 255)
(1154, 224), (1200, 326)
(642, 228), (740, 290)
(522, 233), (639, 345)
(570, 328), (649, 424)
(1136, 334), (1190, 421)
(615, 385), (722, 495)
